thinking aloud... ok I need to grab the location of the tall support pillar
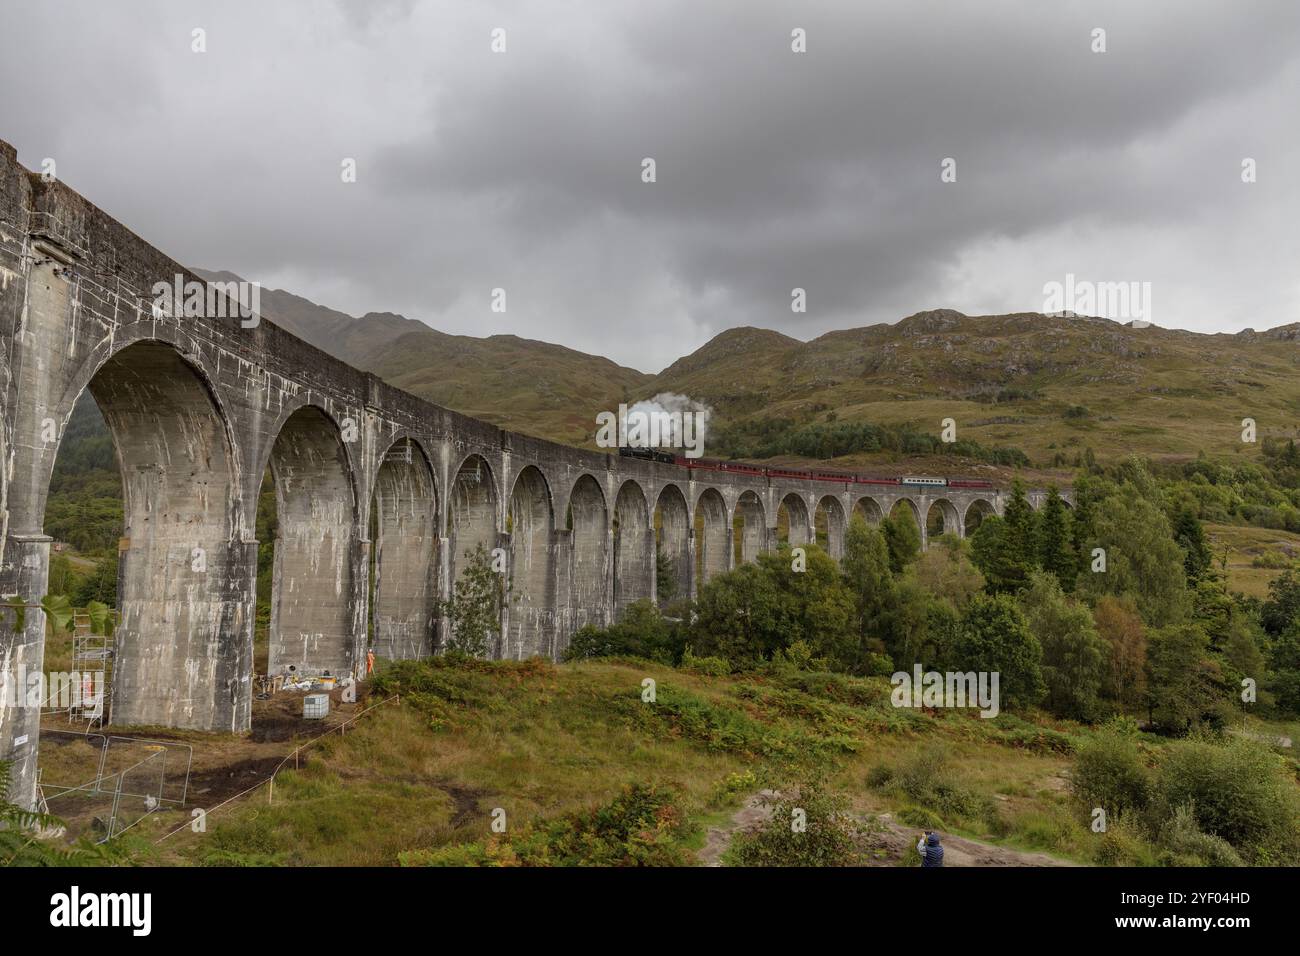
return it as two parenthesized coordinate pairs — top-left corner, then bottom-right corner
(0, 533), (52, 812)
(551, 528), (572, 659)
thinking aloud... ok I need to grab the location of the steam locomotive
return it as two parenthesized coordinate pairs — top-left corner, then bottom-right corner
(616, 447), (996, 489)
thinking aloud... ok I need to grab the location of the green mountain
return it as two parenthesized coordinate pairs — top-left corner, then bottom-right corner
(195, 277), (1300, 483)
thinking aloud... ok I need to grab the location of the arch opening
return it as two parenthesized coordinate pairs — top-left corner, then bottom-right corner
(654, 485), (690, 604)
(266, 406), (360, 681)
(853, 497), (884, 526)
(732, 491), (766, 565)
(926, 497), (962, 541)
(964, 498), (995, 535)
(506, 466), (554, 659)
(613, 480), (652, 616)
(777, 493), (812, 547)
(694, 488), (730, 586)
(370, 438), (439, 661)
(568, 475), (608, 635)
(816, 495), (847, 559)
(41, 343), (243, 728)
(448, 454), (499, 585)
(888, 498), (923, 546)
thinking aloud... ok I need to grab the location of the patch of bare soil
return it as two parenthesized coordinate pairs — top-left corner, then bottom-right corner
(698, 792), (1078, 867)
(38, 683), (373, 841)
(699, 790), (777, 866)
(867, 813), (1074, 867)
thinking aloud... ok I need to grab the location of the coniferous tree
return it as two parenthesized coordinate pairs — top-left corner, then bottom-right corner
(999, 481), (1039, 589)
(1172, 508), (1212, 583)
(970, 515), (1022, 593)
(1036, 486), (1076, 591)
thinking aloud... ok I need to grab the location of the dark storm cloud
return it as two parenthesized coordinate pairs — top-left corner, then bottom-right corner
(1, 0), (1297, 371)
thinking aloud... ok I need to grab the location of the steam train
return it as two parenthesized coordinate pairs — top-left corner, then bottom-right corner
(617, 446), (996, 489)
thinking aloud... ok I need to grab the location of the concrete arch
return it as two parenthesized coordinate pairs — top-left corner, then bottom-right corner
(963, 498), (996, 535)
(46, 332), (241, 535)
(567, 473), (608, 634)
(733, 490), (766, 565)
(854, 496), (884, 526)
(654, 483), (691, 603)
(777, 492), (812, 547)
(266, 404), (362, 681)
(448, 453), (499, 585)
(925, 497), (962, 540)
(79, 342), (245, 728)
(57, 328), (234, 439)
(613, 479), (652, 616)
(694, 487), (730, 587)
(371, 436), (439, 660)
(816, 495), (847, 559)
(506, 465), (554, 659)
(253, 395), (359, 501)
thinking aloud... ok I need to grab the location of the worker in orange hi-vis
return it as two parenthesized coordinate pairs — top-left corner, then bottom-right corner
(366, 648), (375, 676)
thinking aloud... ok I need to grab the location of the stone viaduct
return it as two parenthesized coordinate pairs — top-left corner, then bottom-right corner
(0, 140), (1067, 808)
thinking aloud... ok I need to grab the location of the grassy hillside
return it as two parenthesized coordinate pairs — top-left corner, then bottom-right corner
(657, 311), (1300, 479)
(111, 656), (1296, 867)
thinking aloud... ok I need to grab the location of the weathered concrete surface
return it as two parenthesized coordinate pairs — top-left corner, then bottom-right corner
(372, 438), (439, 660)
(0, 139), (1068, 809)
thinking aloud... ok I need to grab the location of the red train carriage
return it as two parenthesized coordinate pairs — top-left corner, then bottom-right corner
(662, 450), (998, 491)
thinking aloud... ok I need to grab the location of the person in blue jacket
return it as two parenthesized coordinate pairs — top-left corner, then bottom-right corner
(916, 830), (945, 867)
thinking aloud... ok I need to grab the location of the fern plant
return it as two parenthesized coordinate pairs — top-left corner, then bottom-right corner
(0, 759), (75, 867)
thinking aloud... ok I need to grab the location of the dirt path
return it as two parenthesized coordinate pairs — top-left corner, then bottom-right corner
(867, 813), (1073, 867)
(1231, 728), (1293, 749)
(699, 790), (777, 866)
(698, 792), (1077, 867)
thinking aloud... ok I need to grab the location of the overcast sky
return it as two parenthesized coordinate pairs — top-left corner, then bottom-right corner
(2, 1), (1297, 372)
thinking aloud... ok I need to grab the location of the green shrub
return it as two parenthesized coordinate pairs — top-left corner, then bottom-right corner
(1070, 730), (1151, 819)
(732, 780), (866, 867)
(680, 648), (732, 677)
(1093, 818), (1156, 867)
(894, 744), (952, 804)
(1251, 549), (1292, 570)
(1157, 804), (1244, 867)
(1014, 807), (1082, 854)
(896, 806), (946, 831)
(882, 745), (993, 825)
(564, 600), (683, 664)
(996, 725), (1076, 755)
(709, 770), (761, 807)
(1, 759), (78, 867)
(1154, 735), (1300, 863)
(865, 764), (894, 789)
